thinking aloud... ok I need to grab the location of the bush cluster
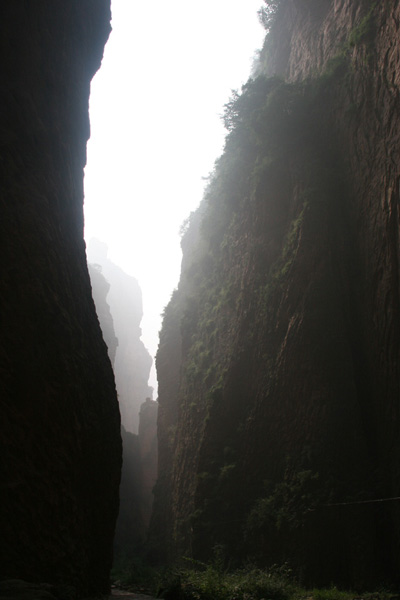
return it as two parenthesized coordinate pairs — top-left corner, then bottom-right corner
(157, 561), (297, 600)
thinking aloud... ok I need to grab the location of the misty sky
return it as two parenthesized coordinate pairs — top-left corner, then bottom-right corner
(84, 0), (266, 394)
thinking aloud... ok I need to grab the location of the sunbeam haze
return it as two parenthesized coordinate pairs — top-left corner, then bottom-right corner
(84, 0), (265, 393)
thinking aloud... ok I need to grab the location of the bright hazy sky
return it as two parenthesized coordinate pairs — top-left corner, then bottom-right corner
(84, 0), (266, 394)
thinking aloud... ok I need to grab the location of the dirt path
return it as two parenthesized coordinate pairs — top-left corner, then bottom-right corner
(110, 588), (157, 600)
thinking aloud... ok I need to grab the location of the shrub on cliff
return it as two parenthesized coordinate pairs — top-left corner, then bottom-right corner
(257, 0), (281, 31)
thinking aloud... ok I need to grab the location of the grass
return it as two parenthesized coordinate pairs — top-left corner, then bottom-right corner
(156, 562), (297, 600)
(311, 588), (354, 600)
(112, 554), (397, 600)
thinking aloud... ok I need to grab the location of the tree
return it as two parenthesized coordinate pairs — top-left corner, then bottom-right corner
(257, 0), (280, 31)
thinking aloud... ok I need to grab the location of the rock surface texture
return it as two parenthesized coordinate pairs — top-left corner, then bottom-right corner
(151, 0), (400, 588)
(0, 2), (121, 597)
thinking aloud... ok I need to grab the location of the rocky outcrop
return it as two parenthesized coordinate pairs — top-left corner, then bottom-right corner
(151, 0), (400, 588)
(88, 263), (119, 364)
(0, 2), (121, 597)
(87, 239), (153, 433)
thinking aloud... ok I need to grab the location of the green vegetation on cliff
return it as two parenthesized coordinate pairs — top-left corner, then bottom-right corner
(151, 0), (400, 589)
(153, 62), (355, 575)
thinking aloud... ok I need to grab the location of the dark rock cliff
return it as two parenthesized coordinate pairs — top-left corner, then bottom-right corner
(138, 398), (158, 530)
(0, 2), (121, 597)
(151, 0), (400, 587)
(115, 426), (145, 557)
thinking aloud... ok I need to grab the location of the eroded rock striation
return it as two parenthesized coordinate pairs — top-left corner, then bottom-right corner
(151, 0), (400, 587)
(0, 2), (121, 596)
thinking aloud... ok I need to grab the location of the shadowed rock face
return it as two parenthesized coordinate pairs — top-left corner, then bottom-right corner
(113, 403), (158, 558)
(138, 398), (158, 529)
(151, 0), (400, 588)
(0, 2), (122, 597)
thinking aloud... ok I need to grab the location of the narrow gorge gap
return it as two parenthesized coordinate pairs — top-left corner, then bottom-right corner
(2, 1), (400, 598)
(83, 0), (265, 583)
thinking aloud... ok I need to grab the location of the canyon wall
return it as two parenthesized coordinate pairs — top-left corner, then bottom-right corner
(114, 401), (158, 559)
(87, 238), (153, 433)
(151, 0), (400, 587)
(89, 255), (157, 556)
(0, 2), (122, 596)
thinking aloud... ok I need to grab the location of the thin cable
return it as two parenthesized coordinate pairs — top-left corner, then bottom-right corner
(309, 495), (400, 511)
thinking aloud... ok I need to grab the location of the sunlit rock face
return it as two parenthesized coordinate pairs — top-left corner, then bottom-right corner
(0, 2), (122, 597)
(87, 238), (153, 433)
(151, 0), (400, 588)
